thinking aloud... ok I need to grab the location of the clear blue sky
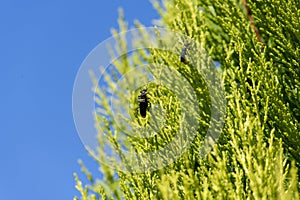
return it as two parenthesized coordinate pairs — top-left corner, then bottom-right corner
(0, 1), (159, 199)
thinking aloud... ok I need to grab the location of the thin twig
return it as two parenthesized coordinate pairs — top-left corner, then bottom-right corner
(242, 0), (265, 50)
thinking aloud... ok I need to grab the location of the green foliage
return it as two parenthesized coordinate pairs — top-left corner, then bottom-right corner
(74, 1), (299, 199)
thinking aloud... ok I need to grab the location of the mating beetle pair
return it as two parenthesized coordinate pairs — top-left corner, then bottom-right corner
(137, 89), (151, 118)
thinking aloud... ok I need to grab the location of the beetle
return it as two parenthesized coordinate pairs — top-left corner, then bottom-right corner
(180, 43), (191, 64)
(138, 89), (151, 118)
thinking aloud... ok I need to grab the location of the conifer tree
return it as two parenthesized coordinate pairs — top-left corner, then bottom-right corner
(74, 0), (300, 199)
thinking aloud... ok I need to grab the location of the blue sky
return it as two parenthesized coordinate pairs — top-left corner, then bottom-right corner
(0, 1), (159, 199)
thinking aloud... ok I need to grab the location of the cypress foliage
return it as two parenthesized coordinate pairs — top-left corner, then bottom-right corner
(74, 0), (300, 199)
